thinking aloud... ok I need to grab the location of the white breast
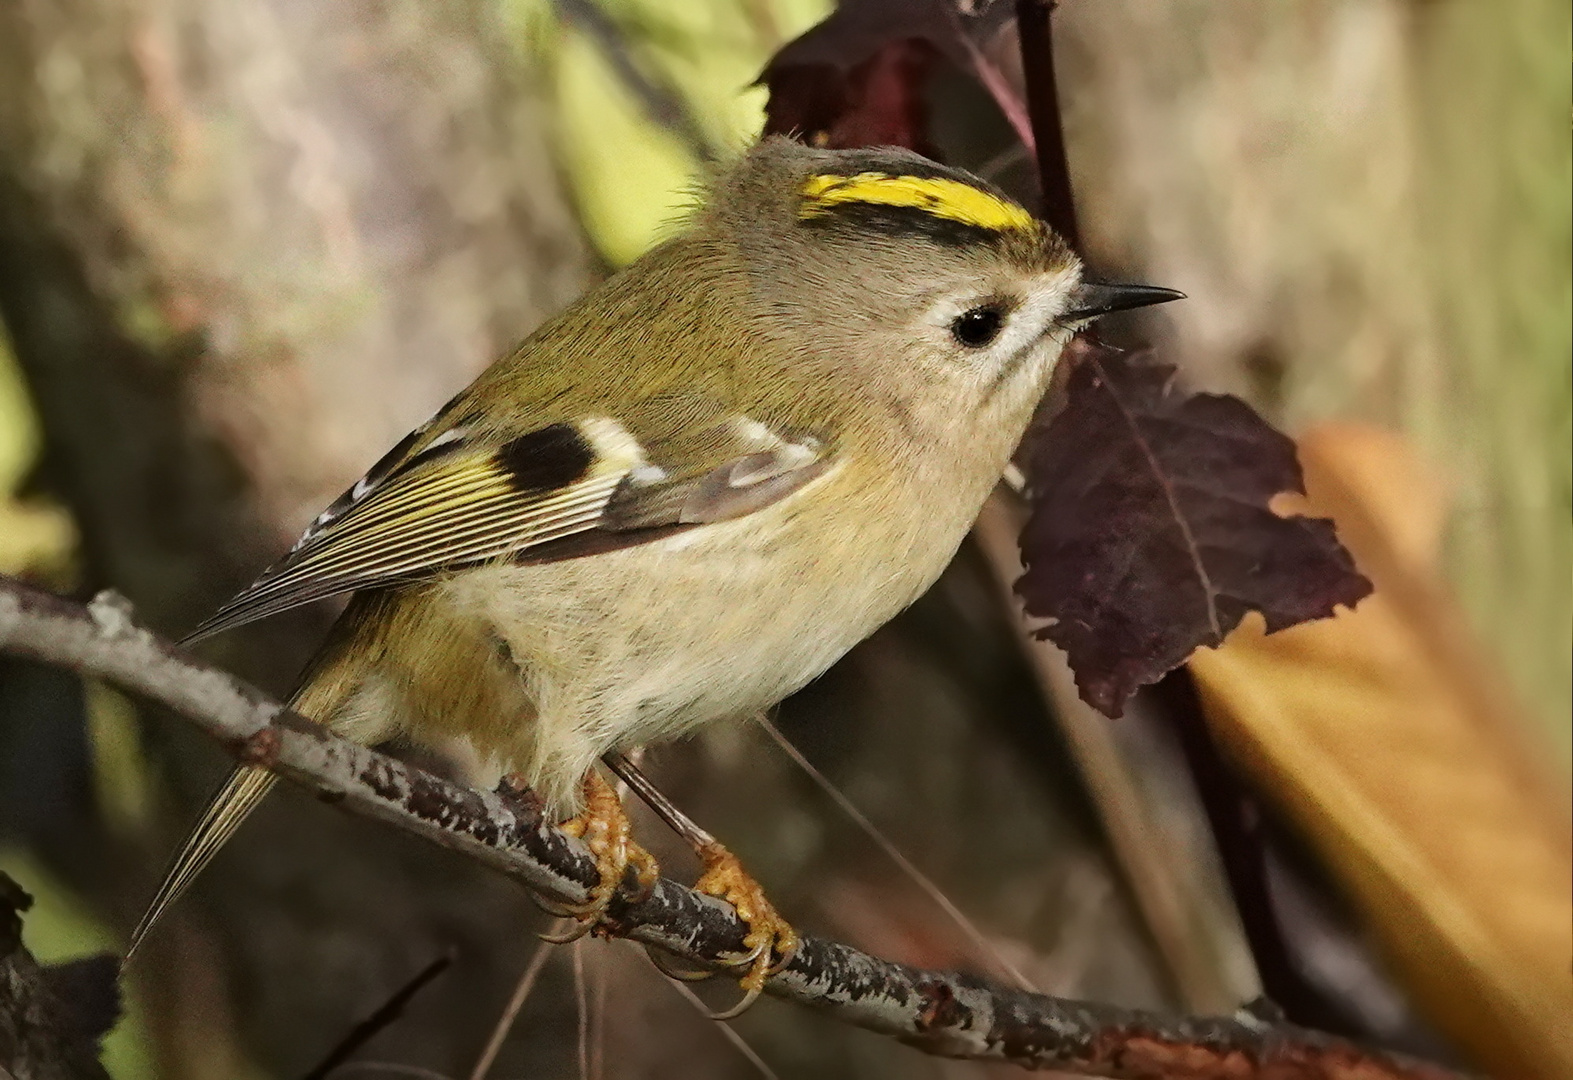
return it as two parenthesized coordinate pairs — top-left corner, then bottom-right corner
(435, 453), (984, 809)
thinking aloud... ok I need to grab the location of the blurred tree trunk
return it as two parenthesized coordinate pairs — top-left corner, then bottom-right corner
(0, 0), (592, 1073)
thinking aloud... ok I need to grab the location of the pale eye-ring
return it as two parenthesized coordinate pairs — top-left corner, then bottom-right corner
(950, 305), (1005, 348)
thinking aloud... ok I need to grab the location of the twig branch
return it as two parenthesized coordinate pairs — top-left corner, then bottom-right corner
(302, 952), (454, 1080)
(972, 493), (1241, 1013)
(1151, 670), (1356, 1035)
(549, 0), (719, 162)
(1013, 1), (1353, 1033)
(1014, 0), (1079, 247)
(0, 576), (1468, 1080)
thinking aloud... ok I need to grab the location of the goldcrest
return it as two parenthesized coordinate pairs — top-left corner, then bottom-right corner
(131, 137), (1179, 966)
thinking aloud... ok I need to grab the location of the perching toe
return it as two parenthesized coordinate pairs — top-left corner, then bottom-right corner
(552, 769), (659, 933)
(692, 840), (798, 1011)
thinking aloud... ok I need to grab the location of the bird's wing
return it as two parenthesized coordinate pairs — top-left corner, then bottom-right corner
(184, 408), (829, 643)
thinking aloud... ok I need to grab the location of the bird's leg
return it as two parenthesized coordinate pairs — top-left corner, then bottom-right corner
(602, 751), (799, 1015)
(540, 768), (659, 942)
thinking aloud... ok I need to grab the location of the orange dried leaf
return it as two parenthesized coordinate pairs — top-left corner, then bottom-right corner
(1190, 423), (1573, 1080)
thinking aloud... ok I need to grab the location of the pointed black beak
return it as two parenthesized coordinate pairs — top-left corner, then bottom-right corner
(1060, 281), (1185, 323)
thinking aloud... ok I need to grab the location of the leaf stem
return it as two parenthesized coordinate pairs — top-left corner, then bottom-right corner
(1013, 0), (1080, 247)
(1153, 669), (1355, 1036)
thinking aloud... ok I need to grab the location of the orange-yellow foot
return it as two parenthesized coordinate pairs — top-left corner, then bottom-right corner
(693, 840), (799, 1016)
(544, 769), (659, 941)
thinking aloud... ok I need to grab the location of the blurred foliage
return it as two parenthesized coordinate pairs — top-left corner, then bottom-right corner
(513, 0), (831, 264)
(1416, 0), (1572, 747)
(83, 682), (155, 841)
(0, 330), (73, 581)
(1193, 423), (1573, 1078)
(1, 308), (154, 1077)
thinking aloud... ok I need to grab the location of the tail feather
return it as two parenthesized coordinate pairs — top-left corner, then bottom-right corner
(126, 765), (278, 958)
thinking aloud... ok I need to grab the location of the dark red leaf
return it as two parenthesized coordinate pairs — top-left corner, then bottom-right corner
(762, 37), (943, 156)
(758, 0), (1019, 158)
(40, 955), (121, 1046)
(1016, 341), (1372, 718)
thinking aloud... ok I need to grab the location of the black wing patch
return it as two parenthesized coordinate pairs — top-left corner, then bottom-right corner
(498, 424), (596, 493)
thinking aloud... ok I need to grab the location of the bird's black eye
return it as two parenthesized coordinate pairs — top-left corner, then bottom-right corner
(950, 305), (1005, 348)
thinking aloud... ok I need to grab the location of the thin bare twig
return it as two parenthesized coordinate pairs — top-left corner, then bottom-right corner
(0, 578), (1468, 1079)
(754, 714), (1038, 994)
(549, 0), (718, 162)
(573, 941), (589, 1080)
(302, 953), (453, 1080)
(1151, 670), (1353, 1034)
(629, 943), (781, 1080)
(468, 932), (560, 1080)
(1012, 0), (1334, 1029)
(601, 750), (715, 852)
(1013, 0), (1078, 247)
(590, 940), (606, 1080)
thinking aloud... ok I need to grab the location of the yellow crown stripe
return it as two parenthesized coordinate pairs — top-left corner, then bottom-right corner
(799, 172), (1035, 234)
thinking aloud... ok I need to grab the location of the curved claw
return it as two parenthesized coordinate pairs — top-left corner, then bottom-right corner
(534, 895), (581, 920)
(706, 980), (764, 1022)
(765, 932), (800, 978)
(643, 943), (716, 983)
(715, 919), (798, 1016)
(691, 840), (799, 1018)
(728, 936), (770, 971)
(539, 917), (598, 945)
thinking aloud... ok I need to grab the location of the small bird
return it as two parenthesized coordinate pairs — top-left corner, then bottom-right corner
(129, 137), (1179, 996)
